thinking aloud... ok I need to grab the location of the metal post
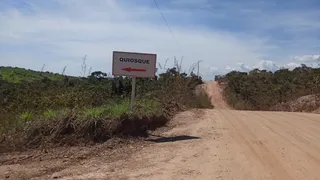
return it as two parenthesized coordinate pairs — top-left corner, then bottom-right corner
(130, 76), (136, 113)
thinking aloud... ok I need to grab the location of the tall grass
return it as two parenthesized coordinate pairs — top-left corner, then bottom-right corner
(195, 85), (214, 109)
(0, 62), (213, 152)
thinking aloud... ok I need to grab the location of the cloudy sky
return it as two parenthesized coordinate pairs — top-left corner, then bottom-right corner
(1, 0), (320, 79)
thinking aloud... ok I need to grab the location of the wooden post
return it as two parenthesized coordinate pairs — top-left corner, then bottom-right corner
(130, 76), (136, 113)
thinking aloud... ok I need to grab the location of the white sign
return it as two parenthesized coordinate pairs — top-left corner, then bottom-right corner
(112, 51), (157, 78)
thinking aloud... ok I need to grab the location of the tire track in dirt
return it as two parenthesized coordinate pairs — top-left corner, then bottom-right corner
(255, 112), (320, 157)
(214, 110), (268, 179)
(253, 112), (318, 145)
(219, 110), (294, 180)
(268, 112), (320, 136)
(238, 111), (319, 179)
(293, 113), (320, 125)
(249, 111), (320, 180)
(279, 112), (320, 135)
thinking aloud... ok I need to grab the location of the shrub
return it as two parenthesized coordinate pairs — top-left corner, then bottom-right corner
(0, 66), (213, 153)
(218, 66), (320, 111)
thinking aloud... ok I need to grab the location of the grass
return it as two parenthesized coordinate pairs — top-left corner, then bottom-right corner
(134, 98), (163, 116)
(0, 65), (213, 153)
(83, 107), (106, 120)
(1, 98), (162, 136)
(0, 96), (165, 141)
(43, 109), (58, 119)
(0, 98), (167, 153)
(79, 99), (161, 121)
(0, 66), (65, 83)
(195, 85), (214, 109)
(103, 101), (131, 118)
(20, 112), (33, 122)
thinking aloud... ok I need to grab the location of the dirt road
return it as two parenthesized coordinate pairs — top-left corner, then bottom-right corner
(1, 82), (320, 179)
(19, 109), (317, 180)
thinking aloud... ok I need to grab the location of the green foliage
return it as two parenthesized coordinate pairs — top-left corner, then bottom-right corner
(0, 66), (65, 83)
(83, 107), (106, 120)
(20, 112), (33, 122)
(5, 111), (34, 132)
(80, 99), (161, 121)
(134, 98), (163, 116)
(0, 64), (213, 152)
(43, 109), (58, 119)
(103, 101), (131, 118)
(0, 66), (210, 137)
(216, 65), (320, 110)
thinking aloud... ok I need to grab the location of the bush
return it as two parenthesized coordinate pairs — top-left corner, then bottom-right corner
(217, 65), (320, 111)
(0, 66), (212, 153)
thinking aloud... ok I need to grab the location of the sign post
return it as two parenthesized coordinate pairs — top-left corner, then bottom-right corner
(130, 76), (136, 113)
(112, 51), (157, 113)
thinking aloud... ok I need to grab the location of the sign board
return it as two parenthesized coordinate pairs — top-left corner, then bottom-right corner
(112, 51), (157, 77)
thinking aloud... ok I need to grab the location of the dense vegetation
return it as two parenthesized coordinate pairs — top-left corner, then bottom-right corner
(0, 66), (66, 83)
(0, 66), (212, 152)
(216, 64), (320, 111)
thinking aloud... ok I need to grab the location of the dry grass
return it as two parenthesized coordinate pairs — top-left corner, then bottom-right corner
(0, 98), (169, 153)
(0, 63), (213, 153)
(195, 84), (214, 109)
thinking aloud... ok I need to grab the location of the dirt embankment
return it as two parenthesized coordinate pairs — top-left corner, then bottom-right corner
(270, 94), (320, 114)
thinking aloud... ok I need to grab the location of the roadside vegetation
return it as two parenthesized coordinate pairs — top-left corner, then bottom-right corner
(215, 64), (320, 112)
(0, 66), (66, 83)
(0, 65), (213, 153)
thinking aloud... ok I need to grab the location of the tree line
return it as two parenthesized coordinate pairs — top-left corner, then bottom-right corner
(215, 64), (320, 111)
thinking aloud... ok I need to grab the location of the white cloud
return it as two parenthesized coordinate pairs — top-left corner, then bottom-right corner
(292, 55), (320, 68)
(293, 55), (320, 63)
(0, 0), (319, 80)
(237, 63), (251, 72)
(201, 59), (319, 78)
(253, 60), (279, 72)
(0, 0), (270, 78)
(283, 62), (301, 70)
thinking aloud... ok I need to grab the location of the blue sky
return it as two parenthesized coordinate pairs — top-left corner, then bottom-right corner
(0, 0), (319, 79)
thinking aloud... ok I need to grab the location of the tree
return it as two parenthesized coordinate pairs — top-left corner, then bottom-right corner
(90, 71), (108, 79)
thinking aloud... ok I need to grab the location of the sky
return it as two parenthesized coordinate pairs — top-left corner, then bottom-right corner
(0, 0), (320, 80)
